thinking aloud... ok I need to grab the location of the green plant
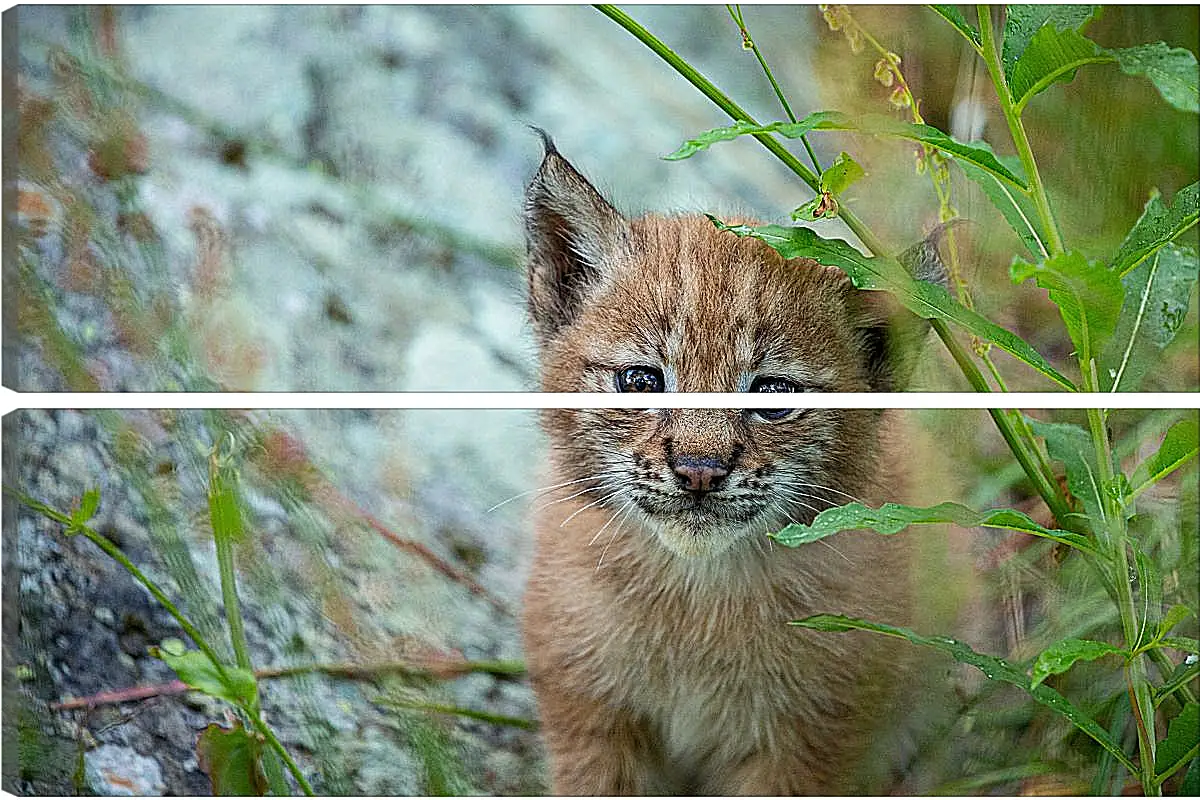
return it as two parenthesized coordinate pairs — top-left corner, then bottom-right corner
(8, 476), (314, 796)
(599, 3), (1198, 794)
(7, 411), (534, 796)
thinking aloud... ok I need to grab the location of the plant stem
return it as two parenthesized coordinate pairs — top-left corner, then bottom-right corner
(933, 324), (1073, 524)
(726, 5), (821, 172)
(7, 489), (235, 689)
(259, 658), (527, 682)
(208, 453), (255, 679)
(248, 711), (315, 795)
(384, 698), (539, 730)
(975, 5), (1065, 257)
(1086, 406), (1159, 794)
(594, 4), (819, 198)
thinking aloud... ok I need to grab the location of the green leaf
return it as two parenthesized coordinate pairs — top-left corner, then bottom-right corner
(791, 196), (829, 222)
(898, 121), (1027, 187)
(1100, 245), (1200, 392)
(929, 4), (980, 47)
(711, 221), (1076, 389)
(157, 647), (257, 707)
(1157, 659), (1200, 705)
(1182, 756), (1200, 795)
(820, 151), (865, 195)
(1129, 416), (1200, 499)
(160, 637), (187, 657)
(1026, 418), (1106, 536)
(668, 112), (1027, 188)
(1155, 702), (1200, 783)
(196, 722), (268, 796)
(1010, 27), (1114, 113)
(209, 463), (246, 545)
(665, 112), (847, 161)
(1133, 539), (1164, 648)
(772, 500), (1095, 553)
(1160, 637), (1200, 655)
(74, 488), (101, 526)
(1114, 43), (1200, 114)
(260, 748), (290, 797)
(1011, 251), (1124, 368)
(1006, 29), (1198, 116)
(1029, 638), (1127, 688)
(1110, 183), (1200, 277)
(790, 614), (1137, 773)
(957, 145), (1047, 258)
(1002, 5), (1099, 82)
(1157, 605), (1198, 641)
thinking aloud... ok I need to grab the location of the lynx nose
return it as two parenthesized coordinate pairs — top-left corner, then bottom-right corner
(673, 457), (729, 494)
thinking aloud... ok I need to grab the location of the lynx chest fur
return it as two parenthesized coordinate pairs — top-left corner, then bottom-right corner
(520, 137), (926, 795)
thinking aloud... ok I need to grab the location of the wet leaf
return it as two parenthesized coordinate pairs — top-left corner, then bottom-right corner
(1002, 5), (1099, 81)
(1010, 26), (1112, 112)
(957, 144), (1047, 258)
(197, 722), (267, 796)
(1114, 43), (1200, 114)
(1128, 416), (1199, 498)
(1100, 245), (1199, 392)
(1155, 702), (1199, 783)
(1029, 638), (1126, 688)
(772, 500), (1093, 553)
(665, 112), (847, 161)
(710, 220), (1074, 389)
(1026, 418), (1106, 536)
(790, 614), (1136, 773)
(668, 112), (1027, 188)
(1110, 183), (1199, 277)
(1011, 251), (1123, 367)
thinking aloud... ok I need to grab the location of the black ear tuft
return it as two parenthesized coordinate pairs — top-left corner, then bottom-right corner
(524, 132), (628, 343)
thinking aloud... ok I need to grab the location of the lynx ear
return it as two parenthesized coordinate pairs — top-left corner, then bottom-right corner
(524, 130), (629, 341)
(850, 224), (954, 391)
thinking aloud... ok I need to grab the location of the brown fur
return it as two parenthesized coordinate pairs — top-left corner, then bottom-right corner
(521, 140), (928, 794)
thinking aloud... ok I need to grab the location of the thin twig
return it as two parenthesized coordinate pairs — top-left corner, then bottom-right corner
(50, 657), (527, 711)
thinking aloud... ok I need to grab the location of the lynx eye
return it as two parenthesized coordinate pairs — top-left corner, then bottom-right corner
(749, 376), (801, 421)
(616, 366), (665, 393)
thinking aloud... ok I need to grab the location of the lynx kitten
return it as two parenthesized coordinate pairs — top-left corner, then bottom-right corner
(521, 135), (939, 794)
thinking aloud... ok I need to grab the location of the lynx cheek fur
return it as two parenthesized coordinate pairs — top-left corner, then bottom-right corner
(521, 138), (924, 794)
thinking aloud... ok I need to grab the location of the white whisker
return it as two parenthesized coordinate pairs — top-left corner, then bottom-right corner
(485, 472), (623, 513)
(770, 496), (854, 566)
(588, 493), (633, 546)
(560, 487), (628, 528)
(597, 501), (637, 570)
(792, 481), (862, 504)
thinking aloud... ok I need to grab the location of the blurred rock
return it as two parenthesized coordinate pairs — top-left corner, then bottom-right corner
(84, 744), (166, 796)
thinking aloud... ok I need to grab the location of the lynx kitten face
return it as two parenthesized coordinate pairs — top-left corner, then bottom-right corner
(521, 136), (935, 795)
(525, 138), (899, 559)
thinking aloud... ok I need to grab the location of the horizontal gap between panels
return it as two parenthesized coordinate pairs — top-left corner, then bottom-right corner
(2, 389), (1198, 413)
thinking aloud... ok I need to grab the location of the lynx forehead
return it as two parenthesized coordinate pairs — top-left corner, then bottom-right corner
(524, 135), (912, 400)
(520, 135), (927, 795)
